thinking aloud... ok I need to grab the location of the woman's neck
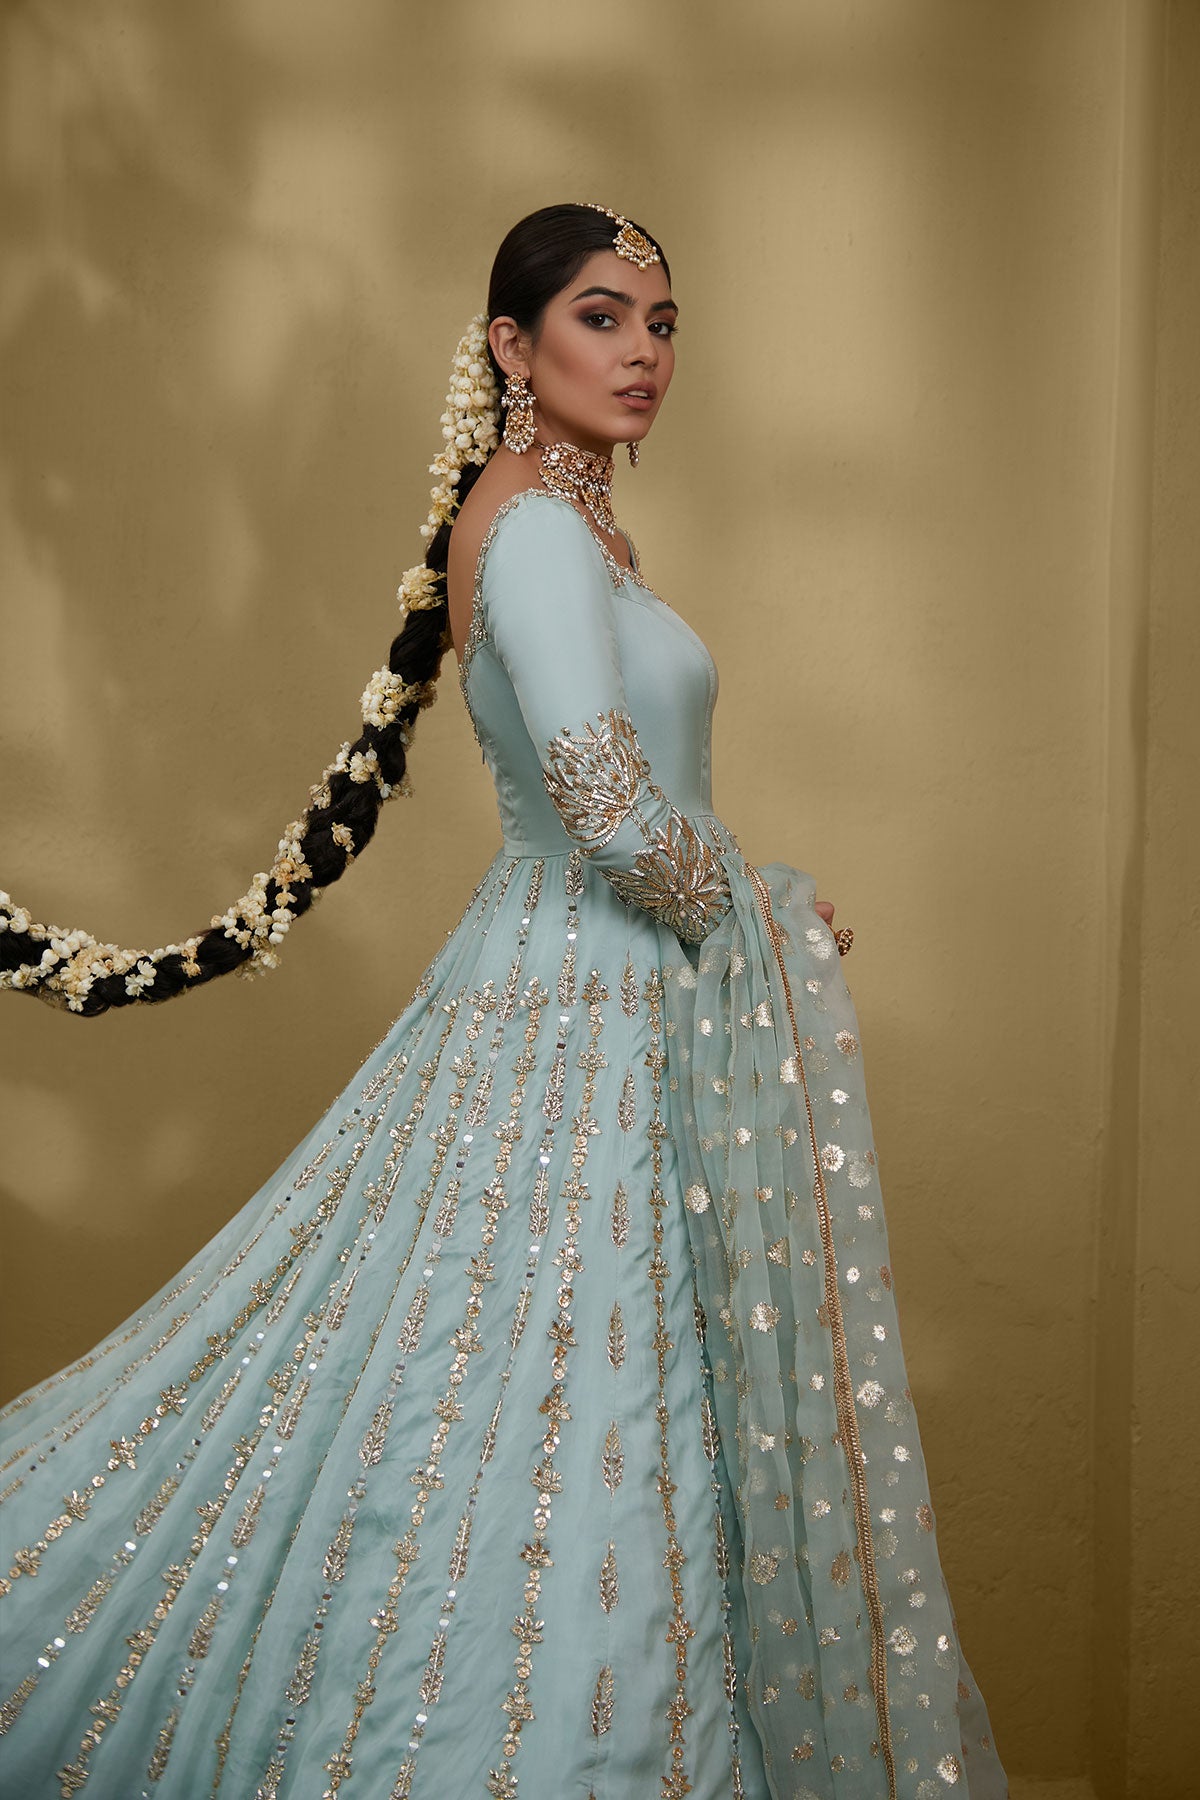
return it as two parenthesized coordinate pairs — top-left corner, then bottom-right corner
(534, 439), (616, 535)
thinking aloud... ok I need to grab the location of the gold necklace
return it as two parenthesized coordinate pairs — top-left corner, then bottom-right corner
(537, 441), (616, 536)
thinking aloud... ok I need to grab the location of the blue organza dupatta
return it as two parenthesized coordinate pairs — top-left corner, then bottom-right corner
(662, 859), (1002, 1800)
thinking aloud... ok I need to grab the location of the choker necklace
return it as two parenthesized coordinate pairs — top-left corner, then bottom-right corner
(537, 441), (616, 537)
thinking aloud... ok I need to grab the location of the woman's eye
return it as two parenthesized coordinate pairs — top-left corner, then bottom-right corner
(650, 321), (678, 338)
(583, 312), (616, 329)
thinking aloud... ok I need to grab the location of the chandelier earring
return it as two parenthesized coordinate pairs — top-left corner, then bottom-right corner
(627, 440), (640, 469)
(501, 371), (535, 455)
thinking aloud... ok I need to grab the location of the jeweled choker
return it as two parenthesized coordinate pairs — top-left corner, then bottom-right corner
(537, 441), (616, 536)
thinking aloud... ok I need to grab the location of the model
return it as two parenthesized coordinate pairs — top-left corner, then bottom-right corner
(0, 204), (1006, 1800)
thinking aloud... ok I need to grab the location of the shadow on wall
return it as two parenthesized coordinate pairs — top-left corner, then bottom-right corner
(0, 0), (517, 1392)
(2, 0), (445, 893)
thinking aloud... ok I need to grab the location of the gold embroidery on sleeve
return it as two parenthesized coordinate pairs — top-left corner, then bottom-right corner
(542, 710), (650, 849)
(606, 810), (730, 943)
(541, 708), (730, 942)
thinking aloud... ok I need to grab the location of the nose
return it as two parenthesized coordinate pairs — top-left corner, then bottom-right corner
(625, 323), (659, 367)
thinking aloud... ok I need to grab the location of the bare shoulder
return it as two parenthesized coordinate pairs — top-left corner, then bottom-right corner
(446, 459), (545, 655)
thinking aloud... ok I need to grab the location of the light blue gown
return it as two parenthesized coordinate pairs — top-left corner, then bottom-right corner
(0, 492), (1007, 1799)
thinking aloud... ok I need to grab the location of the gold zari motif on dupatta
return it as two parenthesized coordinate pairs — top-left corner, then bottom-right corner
(744, 864), (897, 1797)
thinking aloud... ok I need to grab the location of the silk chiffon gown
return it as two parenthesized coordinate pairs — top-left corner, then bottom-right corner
(0, 492), (1007, 1800)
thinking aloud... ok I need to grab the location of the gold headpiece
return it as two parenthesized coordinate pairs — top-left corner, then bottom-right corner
(585, 204), (661, 271)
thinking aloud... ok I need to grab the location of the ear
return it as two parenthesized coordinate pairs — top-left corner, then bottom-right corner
(488, 315), (530, 380)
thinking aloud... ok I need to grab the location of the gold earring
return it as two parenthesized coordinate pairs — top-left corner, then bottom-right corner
(502, 371), (535, 454)
(628, 440), (639, 468)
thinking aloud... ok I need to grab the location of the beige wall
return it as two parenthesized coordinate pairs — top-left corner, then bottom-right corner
(1, 3), (1196, 1794)
(1123, 1), (1200, 1788)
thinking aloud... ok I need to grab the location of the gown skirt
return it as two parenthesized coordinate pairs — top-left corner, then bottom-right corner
(0, 491), (1007, 1798)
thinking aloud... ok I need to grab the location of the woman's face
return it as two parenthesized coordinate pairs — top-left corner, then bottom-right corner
(494, 249), (677, 458)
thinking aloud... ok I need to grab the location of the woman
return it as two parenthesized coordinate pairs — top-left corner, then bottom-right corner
(0, 205), (1006, 1799)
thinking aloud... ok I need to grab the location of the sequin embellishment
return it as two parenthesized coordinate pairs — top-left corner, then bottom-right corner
(542, 709), (730, 943)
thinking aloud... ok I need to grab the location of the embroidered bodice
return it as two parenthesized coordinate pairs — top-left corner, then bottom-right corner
(459, 491), (732, 943)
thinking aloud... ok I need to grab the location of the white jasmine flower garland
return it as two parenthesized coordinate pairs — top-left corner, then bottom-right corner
(417, 312), (500, 548)
(0, 315), (501, 1012)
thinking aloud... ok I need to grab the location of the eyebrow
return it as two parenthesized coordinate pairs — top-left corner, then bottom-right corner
(569, 284), (679, 315)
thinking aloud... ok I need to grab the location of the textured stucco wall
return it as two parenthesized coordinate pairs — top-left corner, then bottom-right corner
(1, 2), (1195, 1790)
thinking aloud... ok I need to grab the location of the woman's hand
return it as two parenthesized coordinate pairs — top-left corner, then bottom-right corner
(816, 899), (854, 956)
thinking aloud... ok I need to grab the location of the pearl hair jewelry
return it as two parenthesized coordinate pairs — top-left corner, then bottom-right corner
(584, 204), (661, 270)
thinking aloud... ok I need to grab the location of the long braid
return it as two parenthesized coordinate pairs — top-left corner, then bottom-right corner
(3, 204), (671, 1018)
(0, 322), (498, 1016)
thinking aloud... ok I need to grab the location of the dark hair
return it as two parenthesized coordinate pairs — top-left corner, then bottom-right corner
(485, 203), (669, 388)
(2, 204), (669, 1016)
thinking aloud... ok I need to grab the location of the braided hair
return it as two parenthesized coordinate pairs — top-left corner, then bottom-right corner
(0, 204), (667, 1016)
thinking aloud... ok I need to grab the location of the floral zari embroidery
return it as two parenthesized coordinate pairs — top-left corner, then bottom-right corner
(541, 709), (729, 943)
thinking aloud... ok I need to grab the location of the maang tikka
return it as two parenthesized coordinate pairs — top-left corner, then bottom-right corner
(501, 370), (535, 455)
(584, 204), (657, 465)
(584, 204), (661, 271)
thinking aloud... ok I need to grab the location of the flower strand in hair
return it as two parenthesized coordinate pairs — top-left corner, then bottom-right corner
(0, 317), (500, 1016)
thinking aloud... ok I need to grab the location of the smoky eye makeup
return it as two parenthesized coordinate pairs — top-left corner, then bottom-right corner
(576, 307), (678, 336)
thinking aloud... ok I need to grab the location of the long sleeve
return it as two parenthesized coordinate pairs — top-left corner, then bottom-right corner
(480, 496), (730, 944)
